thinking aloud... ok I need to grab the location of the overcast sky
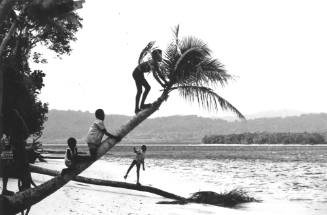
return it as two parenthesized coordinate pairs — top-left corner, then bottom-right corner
(38, 0), (327, 119)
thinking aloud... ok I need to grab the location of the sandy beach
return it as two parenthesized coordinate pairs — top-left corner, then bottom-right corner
(2, 146), (327, 215)
(28, 180), (241, 215)
(2, 159), (245, 215)
(2, 177), (315, 215)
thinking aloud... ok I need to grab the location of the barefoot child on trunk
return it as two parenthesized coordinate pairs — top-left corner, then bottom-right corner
(86, 109), (120, 160)
(133, 46), (167, 114)
(124, 145), (147, 185)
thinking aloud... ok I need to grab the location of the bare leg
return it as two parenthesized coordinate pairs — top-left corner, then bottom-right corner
(89, 148), (97, 160)
(135, 87), (142, 113)
(2, 177), (8, 193)
(140, 81), (151, 109)
(124, 160), (137, 179)
(134, 75), (143, 114)
(25, 207), (31, 215)
(136, 163), (141, 185)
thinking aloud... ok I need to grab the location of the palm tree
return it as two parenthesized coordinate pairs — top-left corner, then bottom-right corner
(160, 25), (244, 119)
(0, 26), (244, 214)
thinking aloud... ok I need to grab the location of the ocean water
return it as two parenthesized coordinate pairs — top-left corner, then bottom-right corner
(36, 144), (327, 214)
(97, 144), (327, 214)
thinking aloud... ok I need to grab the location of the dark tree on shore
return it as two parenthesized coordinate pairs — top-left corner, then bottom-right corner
(0, 0), (84, 141)
(202, 132), (326, 145)
(0, 1), (84, 213)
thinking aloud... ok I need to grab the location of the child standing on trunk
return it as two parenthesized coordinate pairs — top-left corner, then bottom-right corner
(133, 48), (167, 114)
(124, 145), (147, 185)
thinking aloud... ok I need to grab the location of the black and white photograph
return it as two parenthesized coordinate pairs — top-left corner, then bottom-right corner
(0, 0), (326, 214)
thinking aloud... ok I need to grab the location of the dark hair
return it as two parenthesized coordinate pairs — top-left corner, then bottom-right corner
(67, 137), (77, 148)
(141, 145), (147, 152)
(151, 49), (162, 61)
(95, 109), (105, 119)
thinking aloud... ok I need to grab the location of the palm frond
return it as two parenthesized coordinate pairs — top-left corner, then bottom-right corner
(165, 37), (233, 87)
(172, 25), (180, 47)
(179, 36), (209, 54)
(174, 47), (208, 77)
(162, 26), (243, 118)
(171, 24), (182, 55)
(175, 85), (245, 119)
(197, 59), (232, 87)
(138, 41), (155, 65)
(163, 42), (181, 81)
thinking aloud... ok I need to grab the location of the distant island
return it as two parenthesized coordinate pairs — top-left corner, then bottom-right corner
(202, 132), (327, 145)
(41, 110), (327, 144)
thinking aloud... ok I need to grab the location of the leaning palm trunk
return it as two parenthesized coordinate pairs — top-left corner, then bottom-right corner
(0, 90), (169, 215)
(30, 165), (186, 201)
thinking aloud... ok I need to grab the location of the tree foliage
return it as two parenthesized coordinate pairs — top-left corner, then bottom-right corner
(161, 25), (244, 118)
(1, 0), (82, 138)
(202, 132), (326, 145)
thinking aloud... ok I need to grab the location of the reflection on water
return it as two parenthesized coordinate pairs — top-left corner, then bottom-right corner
(106, 145), (327, 214)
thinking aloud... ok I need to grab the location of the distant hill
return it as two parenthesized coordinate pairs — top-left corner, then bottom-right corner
(41, 110), (327, 144)
(222, 109), (304, 121)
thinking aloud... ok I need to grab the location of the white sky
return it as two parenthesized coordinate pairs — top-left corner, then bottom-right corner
(38, 0), (327, 118)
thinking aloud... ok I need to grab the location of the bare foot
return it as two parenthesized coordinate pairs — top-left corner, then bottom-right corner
(141, 103), (152, 109)
(135, 108), (141, 114)
(2, 189), (15, 196)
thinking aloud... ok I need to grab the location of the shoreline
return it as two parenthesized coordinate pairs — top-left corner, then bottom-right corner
(4, 159), (247, 215)
(2, 158), (326, 215)
(41, 143), (327, 147)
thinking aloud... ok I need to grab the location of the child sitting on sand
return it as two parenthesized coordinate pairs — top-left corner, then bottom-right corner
(124, 145), (147, 185)
(86, 109), (120, 160)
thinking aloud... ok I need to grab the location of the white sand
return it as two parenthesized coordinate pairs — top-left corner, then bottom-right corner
(29, 181), (244, 215)
(2, 177), (244, 215)
(1, 159), (246, 215)
(1, 159), (319, 215)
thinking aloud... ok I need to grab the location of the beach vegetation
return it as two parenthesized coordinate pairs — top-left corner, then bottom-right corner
(202, 132), (326, 145)
(0, 0), (83, 138)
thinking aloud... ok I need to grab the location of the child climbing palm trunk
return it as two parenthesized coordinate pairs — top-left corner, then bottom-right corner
(132, 42), (167, 114)
(86, 109), (120, 159)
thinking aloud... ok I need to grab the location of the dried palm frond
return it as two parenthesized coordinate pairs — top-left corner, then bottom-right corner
(138, 41), (156, 65)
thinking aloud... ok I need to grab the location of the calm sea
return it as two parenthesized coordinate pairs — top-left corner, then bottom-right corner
(102, 144), (327, 214)
(43, 143), (327, 214)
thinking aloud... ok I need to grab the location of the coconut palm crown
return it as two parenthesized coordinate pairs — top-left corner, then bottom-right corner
(158, 25), (245, 119)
